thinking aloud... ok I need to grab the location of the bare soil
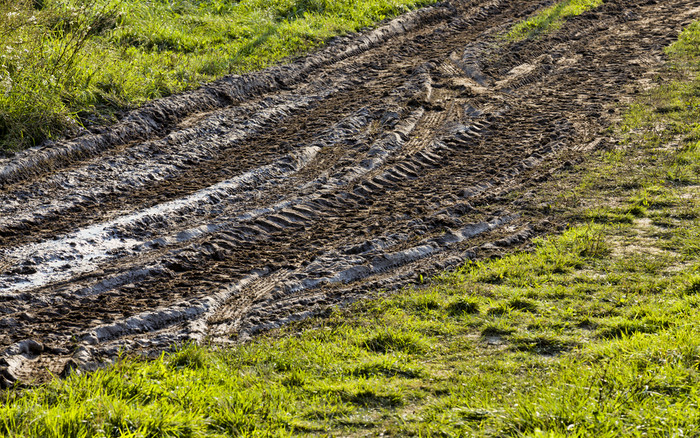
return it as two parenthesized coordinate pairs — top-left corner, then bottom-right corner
(1, 0), (697, 386)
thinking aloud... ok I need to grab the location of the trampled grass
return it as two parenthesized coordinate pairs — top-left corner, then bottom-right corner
(2, 3), (700, 438)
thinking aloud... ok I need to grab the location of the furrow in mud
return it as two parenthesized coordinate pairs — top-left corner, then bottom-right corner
(1, 0), (698, 386)
(0, 0), (513, 249)
(0, 3), (454, 188)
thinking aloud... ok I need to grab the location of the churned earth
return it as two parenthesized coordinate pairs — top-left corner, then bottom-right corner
(0, 0), (697, 386)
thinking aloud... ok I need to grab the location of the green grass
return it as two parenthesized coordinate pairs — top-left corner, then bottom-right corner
(507, 0), (603, 41)
(0, 0), (437, 152)
(3, 217), (700, 436)
(3, 6), (700, 438)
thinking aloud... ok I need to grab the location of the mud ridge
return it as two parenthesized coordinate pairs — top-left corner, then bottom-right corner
(0, 4), (452, 188)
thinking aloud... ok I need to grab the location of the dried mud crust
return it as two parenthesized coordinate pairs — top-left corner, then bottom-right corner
(1, 0), (698, 386)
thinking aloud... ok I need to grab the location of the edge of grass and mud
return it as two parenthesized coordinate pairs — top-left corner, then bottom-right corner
(0, 0), (440, 154)
(0, 0), (601, 154)
(3, 1), (700, 437)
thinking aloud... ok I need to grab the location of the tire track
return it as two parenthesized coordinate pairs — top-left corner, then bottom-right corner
(1, 0), (697, 386)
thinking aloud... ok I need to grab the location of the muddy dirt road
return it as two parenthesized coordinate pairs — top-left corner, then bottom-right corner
(1, 0), (697, 385)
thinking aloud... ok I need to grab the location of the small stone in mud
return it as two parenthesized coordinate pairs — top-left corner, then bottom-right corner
(0, 317), (18, 328)
(17, 312), (35, 322)
(10, 266), (37, 275)
(80, 334), (99, 345)
(0, 370), (15, 389)
(59, 359), (80, 378)
(18, 339), (44, 355)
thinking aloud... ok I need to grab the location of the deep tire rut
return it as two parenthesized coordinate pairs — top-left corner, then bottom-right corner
(1, 0), (697, 386)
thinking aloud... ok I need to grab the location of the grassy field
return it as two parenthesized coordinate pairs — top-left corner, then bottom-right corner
(3, 3), (700, 438)
(0, 0), (437, 152)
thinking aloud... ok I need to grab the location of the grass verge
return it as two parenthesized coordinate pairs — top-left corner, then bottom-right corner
(2, 6), (700, 438)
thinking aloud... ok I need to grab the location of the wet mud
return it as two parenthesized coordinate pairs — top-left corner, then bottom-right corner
(1, 0), (698, 386)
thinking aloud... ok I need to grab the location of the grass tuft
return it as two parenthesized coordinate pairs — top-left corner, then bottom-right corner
(361, 329), (428, 354)
(446, 297), (480, 315)
(507, 297), (538, 313)
(349, 358), (423, 378)
(509, 334), (576, 354)
(167, 344), (208, 369)
(507, 0), (603, 41)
